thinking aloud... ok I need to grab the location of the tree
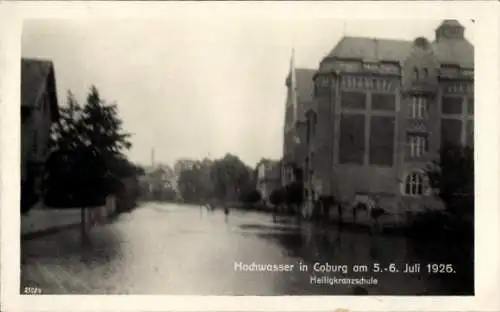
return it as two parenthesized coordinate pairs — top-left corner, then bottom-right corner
(427, 143), (474, 216)
(177, 163), (203, 203)
(44, 86), (134, 243)
(210, 154), (253, 202)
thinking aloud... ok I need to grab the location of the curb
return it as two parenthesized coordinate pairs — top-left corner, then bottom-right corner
(21, 223), (82, 241)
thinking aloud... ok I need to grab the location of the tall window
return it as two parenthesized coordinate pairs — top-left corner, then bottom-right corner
(372, 93), (396, 111)
(441, 119), (462, 146)
(409, 96), (428, 119)
(369, 116), (395, 166)
(442, 96), (463, 114)
(404, 171), (428, 196)
(339, 114), (365, 164)
(413, 67), (419, 81)
(341, 91), (366, 110)
(407, 133), (428, 157)
(467, 97), (474, 115)
(466, 120), (474, 147)
(423, 68), (429, 78)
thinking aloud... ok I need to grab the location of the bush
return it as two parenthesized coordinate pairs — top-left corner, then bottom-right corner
(241, 189), (262, 204)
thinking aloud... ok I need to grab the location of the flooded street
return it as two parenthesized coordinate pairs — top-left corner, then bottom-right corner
(21, 203), (472, 295)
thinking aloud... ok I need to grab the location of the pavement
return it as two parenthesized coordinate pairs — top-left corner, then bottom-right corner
(22, 208), (82, 239)
(20, 202), (472, 295)
(21, 205), (112, 240)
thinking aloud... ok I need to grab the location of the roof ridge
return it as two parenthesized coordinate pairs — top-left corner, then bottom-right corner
(340, 35), (413, 43)
(22, 57), (54, 65)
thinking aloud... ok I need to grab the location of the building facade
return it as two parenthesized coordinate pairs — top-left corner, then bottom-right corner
(285, 20), (474, 221)
(281, 54), (316, 187)
(21, 58), (60, 213)
(256, 159), (281, 205)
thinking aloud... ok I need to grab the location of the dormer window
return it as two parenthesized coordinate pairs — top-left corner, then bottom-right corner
(413, 68), (419, 81)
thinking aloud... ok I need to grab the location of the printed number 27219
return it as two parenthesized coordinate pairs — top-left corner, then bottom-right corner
(23, 287), (42, 295)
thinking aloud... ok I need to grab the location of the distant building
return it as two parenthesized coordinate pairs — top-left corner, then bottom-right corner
(256, 159), (280, 205)
(140, 164), (179, 201)
(284, 20), (474, 220)
(21, 58), (60, 212)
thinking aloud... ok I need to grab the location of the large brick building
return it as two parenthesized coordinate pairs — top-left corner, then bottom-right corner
(282, 20), (474, 221)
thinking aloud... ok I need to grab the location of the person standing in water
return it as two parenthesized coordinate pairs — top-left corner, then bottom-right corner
(223, 205), (229, 223)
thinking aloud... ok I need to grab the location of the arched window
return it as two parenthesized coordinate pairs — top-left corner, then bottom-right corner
(403, 171), (429, 196)
(423, 68), (429, 78)
(413, 67), (419, 81)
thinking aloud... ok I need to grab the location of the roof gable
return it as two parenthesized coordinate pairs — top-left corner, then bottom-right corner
(21, 58), (59, 120)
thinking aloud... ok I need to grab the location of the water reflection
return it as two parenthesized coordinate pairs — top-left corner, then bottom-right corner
(21, 204), (473, 295)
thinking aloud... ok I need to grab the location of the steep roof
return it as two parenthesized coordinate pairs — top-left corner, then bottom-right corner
(431, 39), (474, 68)
(439, 19), (463, 28)
(21, 58), (59, 120)
(325, 36), (412, 64)
(324, 20), (474, 68)
(295, 68), (316, 103)
(286, 68), (315, 122)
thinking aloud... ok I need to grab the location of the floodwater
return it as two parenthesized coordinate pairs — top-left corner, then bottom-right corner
(21, 202), (473, 295)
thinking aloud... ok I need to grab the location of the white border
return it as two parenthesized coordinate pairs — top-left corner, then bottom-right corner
(1, 2), (499, 312)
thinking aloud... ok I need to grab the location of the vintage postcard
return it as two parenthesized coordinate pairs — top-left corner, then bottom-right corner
(1, 1), (499, 312)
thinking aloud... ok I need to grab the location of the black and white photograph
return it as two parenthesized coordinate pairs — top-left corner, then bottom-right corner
(1, 2), (499, 311)
(18, 15), (477, 297)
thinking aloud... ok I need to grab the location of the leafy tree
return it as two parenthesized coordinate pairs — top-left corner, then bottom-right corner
(45, 86), (134, 208)
(427, 143), (474, 216)
(177, 163), (203, 203)
(210, 154), (253, 202)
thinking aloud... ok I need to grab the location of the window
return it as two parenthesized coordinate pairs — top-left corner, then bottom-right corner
(372, 93), (396, 111)
(341, 91), (366, 110)
(423, 68), (429, 78)
(407, 133), (428, 157)
(467, 97), (474, 115)
(404, 171), (428, 196)
(369, 116), (395, 166)
(466, 120), (474, 147)
(339, 114), (365, 164)
(441, 118), (463, 146)
(413, 67), (419, 81)
(442, 96), (463, 114)
(409, 96), (428, 119)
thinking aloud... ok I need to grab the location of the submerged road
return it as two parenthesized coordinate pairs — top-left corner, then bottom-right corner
(21, 202), (472, 295)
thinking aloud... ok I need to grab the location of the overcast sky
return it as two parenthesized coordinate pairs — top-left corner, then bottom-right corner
(21, 18), (475, 168)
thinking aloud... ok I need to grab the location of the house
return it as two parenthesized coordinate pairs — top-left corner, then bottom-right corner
(21, 58), (60, 213)
(256, 159), (281, 205)
(283, 20), (474, 222)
